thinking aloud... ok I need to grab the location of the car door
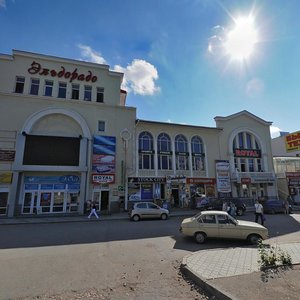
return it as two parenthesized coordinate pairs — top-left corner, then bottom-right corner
(197, 214), (219, 237)
(217, 214), (241, 239)
(147, 203), (160, 218)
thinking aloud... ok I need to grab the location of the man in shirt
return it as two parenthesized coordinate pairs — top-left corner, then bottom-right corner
(254, 200), (264, 225)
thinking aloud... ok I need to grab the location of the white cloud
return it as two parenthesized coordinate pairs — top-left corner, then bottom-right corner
(246, 78), (264, 98)
(77, 44), (107, 64)
(270, 126), (281, 138)
(77, 44), (160, 96)
(0, 0), (6, 8)
(114, 59), (160, 96)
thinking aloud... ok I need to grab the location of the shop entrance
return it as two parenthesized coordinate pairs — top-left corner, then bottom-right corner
(0, 188), (9, 215)
(92, 189), (109, 212)
(172, 189), (179, 207)
(22, 191), (38, 214)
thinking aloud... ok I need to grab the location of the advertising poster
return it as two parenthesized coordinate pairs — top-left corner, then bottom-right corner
(215, 160), (231, 195)
(285, 131), (300, 152)
(141, 184), (153, 200)
(92, 136), (116, 183)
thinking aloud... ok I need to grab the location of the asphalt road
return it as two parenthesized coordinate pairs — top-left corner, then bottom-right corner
(0, 212), (299, 299)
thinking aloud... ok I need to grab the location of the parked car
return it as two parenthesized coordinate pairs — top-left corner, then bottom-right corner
(130, 202), (169, 221)
(180, 210), (268, 244)
(262, 199), (292, 214)
(199, 197), (246, 216)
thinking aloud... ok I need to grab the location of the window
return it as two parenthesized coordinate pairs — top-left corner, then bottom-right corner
(157, 133), (172, 170)
(71, 84), (80, 100)
(199, 215), (216, 224)
(139, 131), (154, 170)
(97, 87), (104, 102)
(84, 85), (92, 101)
(15, 76), (25, 93)
(175, 134), (189, 170)
(137, 203), (147, 209)
(98, 121), (105, 132)
(44, 80), (53, 96)
(58, 82), (67, 98)
(191, 136), (205, 171)
(30, 78), (40, 95)
(233, 132), (262, 172)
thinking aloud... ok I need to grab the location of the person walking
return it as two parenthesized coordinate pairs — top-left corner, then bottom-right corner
(254, 200), (264, 225)
(283, 198), (290, 214)
(88, 202), (99, 219)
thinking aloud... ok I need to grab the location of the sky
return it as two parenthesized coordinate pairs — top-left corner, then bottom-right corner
(1, 0), (299, 138)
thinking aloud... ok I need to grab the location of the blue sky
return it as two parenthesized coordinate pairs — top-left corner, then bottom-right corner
(1, 0), (299, 137)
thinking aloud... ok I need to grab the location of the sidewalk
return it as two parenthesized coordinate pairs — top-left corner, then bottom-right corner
(0, 209), (196, 225)
(181, 243), (300, 300)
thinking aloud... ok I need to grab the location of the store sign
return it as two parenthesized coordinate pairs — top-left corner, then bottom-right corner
(215, 160), (231, 193)
(186, 178), (215, 184)
(0, 172), (13, 184)
(128, 177), (166, 183)
(285, 131), (300, 152)
(24, 175), (80, 184)
(92, 174), (115, 184)
(286, 172), (300, 178)
(234, 149), (261, 158)
(241, 177), (251, 184)
(0, 150), (15, 161)
(28, 61), (98, 83)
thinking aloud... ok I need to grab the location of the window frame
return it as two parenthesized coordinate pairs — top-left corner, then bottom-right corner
(84, 85), (92, 101)
(15, 76), (25, 94)
(58, 82), (67, 98)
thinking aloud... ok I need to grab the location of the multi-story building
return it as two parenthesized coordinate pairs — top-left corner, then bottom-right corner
(272, 131), (300, 203)
(0, 49), (278, 218)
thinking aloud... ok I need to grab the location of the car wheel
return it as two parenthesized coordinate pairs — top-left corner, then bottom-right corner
(247, 234), (262, 245)
(236, 208), (243, 216)
(161, 213), (168, 220)
(132, 214), (140, 222)
(194, 232), (206, 244)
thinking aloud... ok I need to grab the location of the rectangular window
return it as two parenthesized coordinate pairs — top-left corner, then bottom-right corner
(15, 76), (25, 93)
(44, 80), (53, 96)
(96, 87), (104, 102)
(72, 84), (80, 100)
(84, 85), (92, 101)
(58, 82), (67, 98)
(98, 121), (105, 132)
(30, 78), (40, 95)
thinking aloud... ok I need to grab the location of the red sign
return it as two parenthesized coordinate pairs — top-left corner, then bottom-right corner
(234, 149), (261, 158)
(186, 178), (216, 184)
(28, 61), (98, 83)
(286, 172), (300, 178)
(241, 177), (251, 184)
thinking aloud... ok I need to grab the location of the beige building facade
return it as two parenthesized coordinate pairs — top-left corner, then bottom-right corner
(0, 50), (278, 218)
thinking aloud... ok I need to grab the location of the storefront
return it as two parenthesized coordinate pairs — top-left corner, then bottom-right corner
(21, 174), (80, 214)
(286, 172), (300, 203)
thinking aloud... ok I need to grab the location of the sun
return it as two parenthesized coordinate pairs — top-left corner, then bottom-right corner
(225, 16), (258, 61)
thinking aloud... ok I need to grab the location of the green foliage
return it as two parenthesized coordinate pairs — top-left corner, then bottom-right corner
(257, 240), (292, 269)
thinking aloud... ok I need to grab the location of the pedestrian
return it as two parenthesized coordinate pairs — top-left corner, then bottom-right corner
(222, 201), (228, 212)
(283, 198), (290, 215)
(88, 202), (99, 219)
(254, 200), (264, 225)
(230, 202), (236, 216)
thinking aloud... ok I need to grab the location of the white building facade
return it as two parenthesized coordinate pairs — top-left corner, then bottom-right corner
(0, 50), (278, 218)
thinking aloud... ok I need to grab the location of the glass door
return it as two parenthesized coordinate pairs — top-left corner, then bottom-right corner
(39, 192), (52, 213)
(92, 190), (101, 211)
(22, 192), (38, 214)
(67, 192), (79, 212)
(52, 191), (65, 212)
(0, 190), (9, 215)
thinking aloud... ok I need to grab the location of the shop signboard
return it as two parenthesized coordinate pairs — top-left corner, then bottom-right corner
(0, 150), (15, 161)
(285, 131), (300, 152)
(92, 174), (115, 184)
(215, 160), (231, 194)
(0, 172), (13, 184)
(128, 177), (166, 183)
(186, 178), (216, 184)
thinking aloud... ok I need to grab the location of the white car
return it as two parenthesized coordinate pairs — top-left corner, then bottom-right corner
(180, 210), (268, 244)
(130, 202), (169, 221)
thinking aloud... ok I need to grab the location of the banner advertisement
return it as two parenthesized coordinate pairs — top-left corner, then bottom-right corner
(92, 135), (116, 184)
(215, 160), (231, 194)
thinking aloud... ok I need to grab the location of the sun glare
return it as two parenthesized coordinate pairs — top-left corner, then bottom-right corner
(225, 16), (258, 61)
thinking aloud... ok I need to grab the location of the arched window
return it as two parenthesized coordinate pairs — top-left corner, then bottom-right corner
(138, 131), (154, 169)
(191, 136), (205, 171)
(157, 133), (172, 170)
(175, 134), (189, 170)
(233, 132), (262, 172)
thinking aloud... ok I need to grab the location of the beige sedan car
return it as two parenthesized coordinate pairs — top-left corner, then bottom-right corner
(180, 210), (268, 244)
(130, 202), (169, 221)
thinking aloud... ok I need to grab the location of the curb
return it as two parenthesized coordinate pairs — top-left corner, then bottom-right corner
(181, 255), (235, 300)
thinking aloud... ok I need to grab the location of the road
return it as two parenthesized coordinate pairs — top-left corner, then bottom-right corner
(0, 212), (299, 299)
